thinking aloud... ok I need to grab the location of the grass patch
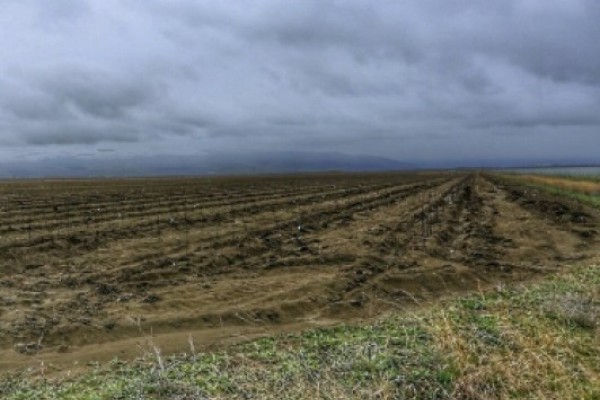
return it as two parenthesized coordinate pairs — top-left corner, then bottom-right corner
(533, 184), (600, 208)
(500, 174), (600, 208)
(2, 265), (599, 399)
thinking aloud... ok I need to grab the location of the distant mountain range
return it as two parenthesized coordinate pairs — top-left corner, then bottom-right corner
(0, 151), (415, 178)
(0, 151), (597, 179)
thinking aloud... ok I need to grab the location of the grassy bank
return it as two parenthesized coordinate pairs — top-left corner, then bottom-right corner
(500, 174), (600, 207)
(2, 263), (599, 399)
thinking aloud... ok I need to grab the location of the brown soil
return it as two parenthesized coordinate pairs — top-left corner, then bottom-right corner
(0, 172), (598, 372)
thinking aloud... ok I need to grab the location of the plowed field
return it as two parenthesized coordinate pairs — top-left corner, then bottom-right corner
(1, 172), (598, 370)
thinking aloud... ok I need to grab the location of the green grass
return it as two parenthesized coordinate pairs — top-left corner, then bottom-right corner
(561, 190), (600, 207)
(532, 184), (600, 207)
(2, 264), (599, 399)
(498, 174), (600, 208)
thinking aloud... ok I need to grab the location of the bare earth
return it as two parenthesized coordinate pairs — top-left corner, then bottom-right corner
(0, 172), (598, 371)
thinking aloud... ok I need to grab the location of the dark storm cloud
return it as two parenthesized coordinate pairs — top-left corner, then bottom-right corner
(39, 69), (158, 119)
(22, 122), (140, 145)
(0, 0), (599, 162)
(3, 68), (157, 120)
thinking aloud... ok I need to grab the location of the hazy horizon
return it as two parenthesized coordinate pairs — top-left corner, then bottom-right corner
(1, 150), (599, 179)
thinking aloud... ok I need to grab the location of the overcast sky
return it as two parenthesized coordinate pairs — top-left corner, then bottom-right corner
(0, 0), (599, 165)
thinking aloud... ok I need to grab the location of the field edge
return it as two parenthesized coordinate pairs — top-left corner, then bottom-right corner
(2, 260), (599, 400)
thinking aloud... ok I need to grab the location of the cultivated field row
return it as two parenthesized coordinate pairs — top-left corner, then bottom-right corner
(0, 172), (598, 371)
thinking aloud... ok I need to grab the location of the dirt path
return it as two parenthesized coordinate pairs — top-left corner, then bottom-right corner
(1, 172), (598, 372)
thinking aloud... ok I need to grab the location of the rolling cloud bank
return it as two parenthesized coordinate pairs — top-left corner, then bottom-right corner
(1, 1), (599, 175)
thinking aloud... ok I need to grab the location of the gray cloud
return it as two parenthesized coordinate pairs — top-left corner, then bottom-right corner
(0, 0), (599, 164)
(38, 68), (157, 119)
(22, 122), (140, 145)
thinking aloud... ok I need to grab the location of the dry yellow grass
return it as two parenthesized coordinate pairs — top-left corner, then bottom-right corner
(518, 174), (600, 195)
